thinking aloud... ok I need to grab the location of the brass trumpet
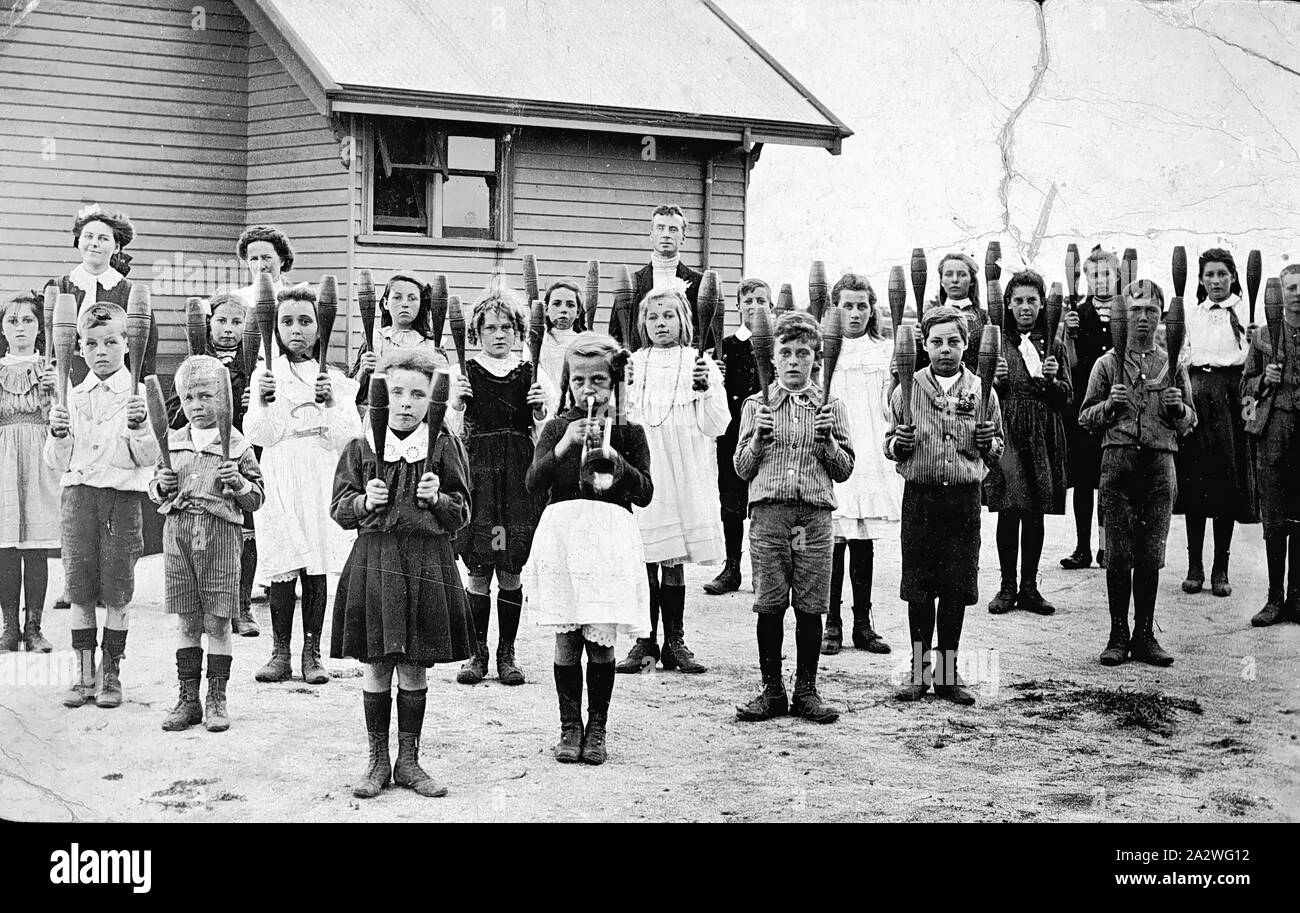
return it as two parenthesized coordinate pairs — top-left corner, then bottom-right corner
(579, 395), (617, 495)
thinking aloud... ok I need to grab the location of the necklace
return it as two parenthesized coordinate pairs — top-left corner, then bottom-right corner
(634, 346), (688, 428)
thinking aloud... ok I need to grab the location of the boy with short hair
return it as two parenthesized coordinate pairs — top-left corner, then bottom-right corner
(733, 311), (854, 724)
(152, 355), (264, 732)
(885, 304), (1004, 705)
(45, 303), (159, 709)
(704, 277), (770, 596)
(1079, 280), (1196, 666)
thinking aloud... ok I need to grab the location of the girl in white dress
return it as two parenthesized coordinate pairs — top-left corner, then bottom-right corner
(245, 284), (361, 686)
(823, 273), (902, 656)
(0, 295), (60, 653)
(351, 272), (449, 406)
(539, 280), (588, 389)
(615, 284), (729, 675)
(525, 333), (652, 764)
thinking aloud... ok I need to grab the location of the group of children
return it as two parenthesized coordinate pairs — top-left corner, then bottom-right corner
(6, 206), (1297, 801)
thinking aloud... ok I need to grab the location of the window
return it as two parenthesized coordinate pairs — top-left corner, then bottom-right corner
(366, 117), (507, 241)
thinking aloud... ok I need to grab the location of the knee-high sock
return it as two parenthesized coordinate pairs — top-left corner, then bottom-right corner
(1073, 486), (1094, 551)
(497, 587), (522, 645)
(268, 580), (297, 642)
(1133, 568), (1160, 629)
(1185, 514), (1206, 565)
(1107, 567), (1133, 626)
(0, 549), (20, 618)
(1020, 513), (1045, 585)
(723, 517), (744, 563)
(1266, 533), (1287, 602)
(793, 611), (822, 682)
(466, 592), (491, 648)
(21, 552), (48, 623)
(1211, 517), (1234, 563)
(847, 539), (874, 609)
(996, 512), (1020, 585)
(238, 537), (257, 612)
(828, 541), (846, 623)
(300, 572), (327, 637)
(645, 564), (660, 640)
(907, 597), (935, 656)
(363, 689), (392, 736)
(756, 612), (784, 680)
(395, 687), (427, 736)
(1288, 531), (1300, 597)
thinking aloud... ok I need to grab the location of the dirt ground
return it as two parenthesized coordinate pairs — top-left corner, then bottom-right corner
(1, 511), (1296, 823)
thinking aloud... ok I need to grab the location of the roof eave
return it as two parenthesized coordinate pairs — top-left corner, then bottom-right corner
(330, 88), (849, 153)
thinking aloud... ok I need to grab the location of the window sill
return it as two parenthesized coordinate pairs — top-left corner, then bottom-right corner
(357, 234), (517, 252)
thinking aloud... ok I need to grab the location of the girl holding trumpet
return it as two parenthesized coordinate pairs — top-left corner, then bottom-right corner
(331, 349), (475, 799)
(525, 333), (653, 764)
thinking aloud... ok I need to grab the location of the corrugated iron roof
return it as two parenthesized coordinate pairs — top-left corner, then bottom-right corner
(245, 0), (850, 151)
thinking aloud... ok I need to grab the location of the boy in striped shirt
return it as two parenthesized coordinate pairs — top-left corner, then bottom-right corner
(733, 311), (855, 724)
(885, 305), (1004, 705)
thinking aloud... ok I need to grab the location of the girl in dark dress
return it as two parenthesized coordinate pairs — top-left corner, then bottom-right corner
(46, 206), (161, 571)
(45, 206), (157, 387)
(1060, 247), (1118, 570)
(985, 270), (1071, 615)
(1174, 249), (1258, 598)
(450, 285), (555, 687)
(331, 348), (476, 799)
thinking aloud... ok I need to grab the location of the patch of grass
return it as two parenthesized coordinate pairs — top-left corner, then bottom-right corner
(1010, 680), (1203, 736)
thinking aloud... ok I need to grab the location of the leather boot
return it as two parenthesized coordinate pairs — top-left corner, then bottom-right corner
(659, 585), (706, 673)
(232, 606), (260, 637)
(205, 654), (231, 732)
(1210, 552), (1232, 598)
(553, 664), (584, 763)
(736, 634), (788, 721)
(702, 558), (741, 596)
(895, 642), (931, 702)
(393, 734), (447, 796)
(495, 587), (525, 686)
(851, 604), (890, 653)
(821, 602), (843, 655)
(1251, 599), (1287, 627)
(353, 691), (391, 799)
(931, 650), (975, 705)
(254, 634), (293, 683)
(1017, 582), (1057, 615)
(615, 638), (658, 673)
(95, 629), (127, 709)
(582, 661), (614, 765)
(23, 603), (53, 653)
(0, 602), (19, 652)
(457, 592), (490, 684)
(1060, 546), (1092, 570)
(1181, 557), (1204, 594)
(1099, 612), (1131, 666)
(63, 630), (97, 707)
(162, 647), (203, 731)
(1129, 610), (1173, 667)
(988, 575), (1017, 614)
(301, 631), (330, 685)
(790, 670), (839, 723)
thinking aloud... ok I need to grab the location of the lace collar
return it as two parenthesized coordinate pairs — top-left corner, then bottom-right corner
(365, 422), (428, 464)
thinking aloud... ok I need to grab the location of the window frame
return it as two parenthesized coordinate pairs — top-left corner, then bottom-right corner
(360, 117), (515, 249)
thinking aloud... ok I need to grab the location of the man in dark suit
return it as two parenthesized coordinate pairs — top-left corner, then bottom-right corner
(610, 204), (703, 346)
